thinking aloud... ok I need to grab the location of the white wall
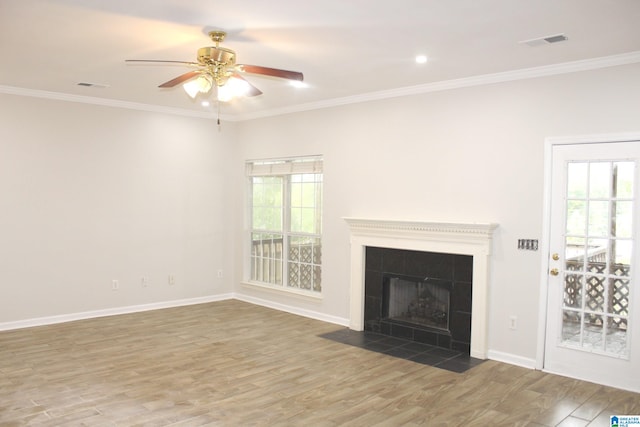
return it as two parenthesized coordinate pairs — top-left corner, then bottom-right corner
(233, 63), (640, 363)
(2, 62), (639, 364)
(0, 94), (235, 323)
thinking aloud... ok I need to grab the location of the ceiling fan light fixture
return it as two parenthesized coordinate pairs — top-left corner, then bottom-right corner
(183, 74), (213, 98)
(217, 77), (251, 102)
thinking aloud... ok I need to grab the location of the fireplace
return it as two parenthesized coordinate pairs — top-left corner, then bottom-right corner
(344, 218), (497, 359)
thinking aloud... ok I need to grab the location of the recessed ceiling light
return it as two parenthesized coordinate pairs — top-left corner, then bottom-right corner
(415, 55), (428, 64)
(290, 80), (308, 88)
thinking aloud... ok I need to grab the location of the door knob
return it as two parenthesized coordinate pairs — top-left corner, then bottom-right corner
(550, 268), (559, 276)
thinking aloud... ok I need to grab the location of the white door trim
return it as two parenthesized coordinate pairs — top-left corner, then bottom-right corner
(537, 131), (640, 371)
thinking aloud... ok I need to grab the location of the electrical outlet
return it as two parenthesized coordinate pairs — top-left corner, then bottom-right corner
(141, 276), (148, 287)
(112, 279), (119, 290)
(509, 315), (517, 330)
(217, 270), (223, 278)
(168, 275), (175, 285)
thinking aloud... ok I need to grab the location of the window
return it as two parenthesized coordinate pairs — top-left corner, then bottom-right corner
(246, 156), (323, 293)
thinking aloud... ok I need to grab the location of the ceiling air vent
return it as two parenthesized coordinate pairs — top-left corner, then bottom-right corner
(77, 82), (110, 88)
(520, 33), (568, 47)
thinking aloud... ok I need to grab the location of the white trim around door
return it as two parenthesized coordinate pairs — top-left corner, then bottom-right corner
(537, 131), (640, 385)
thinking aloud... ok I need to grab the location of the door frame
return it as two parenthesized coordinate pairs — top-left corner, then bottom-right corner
(537, 131), (640, 371)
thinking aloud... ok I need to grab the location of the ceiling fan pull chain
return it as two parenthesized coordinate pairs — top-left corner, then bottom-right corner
(217, 99), (221, 130)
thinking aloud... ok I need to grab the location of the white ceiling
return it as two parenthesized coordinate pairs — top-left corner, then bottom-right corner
(2, 0), (640, 120)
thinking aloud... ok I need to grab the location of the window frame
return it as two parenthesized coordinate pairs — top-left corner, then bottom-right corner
(245, 156), (323, 296)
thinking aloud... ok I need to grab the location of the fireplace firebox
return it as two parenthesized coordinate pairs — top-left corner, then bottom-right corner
(384, 275), (452, 332)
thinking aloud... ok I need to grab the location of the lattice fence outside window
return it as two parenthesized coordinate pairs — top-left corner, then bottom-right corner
(564, 261), (630, 331)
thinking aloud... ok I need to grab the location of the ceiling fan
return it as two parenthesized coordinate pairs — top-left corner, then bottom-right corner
(126, 30), (304, 101)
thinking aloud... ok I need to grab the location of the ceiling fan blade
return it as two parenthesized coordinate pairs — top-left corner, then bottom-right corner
(231, 73), (263, 97)
(126, 59), (199, 66)
(158, 70), (202, 88)
(236, 64), (303, 81)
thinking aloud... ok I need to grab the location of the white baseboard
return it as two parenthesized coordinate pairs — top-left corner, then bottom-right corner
(233, 293), (350, 327)
(0, 294), (234, 331)
(0, 293), (351, 332)
(487, 349), (537, 369)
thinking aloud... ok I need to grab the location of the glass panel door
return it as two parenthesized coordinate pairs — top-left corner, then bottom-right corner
(544, 140), (640, 392)
(561, 161), (633, 357)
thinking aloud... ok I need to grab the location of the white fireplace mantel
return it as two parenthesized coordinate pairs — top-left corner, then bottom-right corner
(344, 217), (498, 359)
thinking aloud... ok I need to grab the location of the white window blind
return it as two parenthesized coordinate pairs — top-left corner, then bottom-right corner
(246, 156), (323, 176)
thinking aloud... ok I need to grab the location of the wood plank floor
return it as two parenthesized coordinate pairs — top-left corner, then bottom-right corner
(1, 300), (638, 426)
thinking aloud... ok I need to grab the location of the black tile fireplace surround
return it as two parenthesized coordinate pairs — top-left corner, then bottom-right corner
(364, 246), (473, 354)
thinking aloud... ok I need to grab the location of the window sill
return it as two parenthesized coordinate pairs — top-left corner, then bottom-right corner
(240, 281), (323, 301)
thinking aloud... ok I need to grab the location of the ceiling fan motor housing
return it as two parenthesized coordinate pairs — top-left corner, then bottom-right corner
(197, 46), (236, 85)
(197, 47), (235, 66)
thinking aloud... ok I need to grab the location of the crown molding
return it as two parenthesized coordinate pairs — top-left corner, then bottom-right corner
(0, 85), (219, 120)
(3, 50), (640, 122)
(234, 50), (640, 121)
